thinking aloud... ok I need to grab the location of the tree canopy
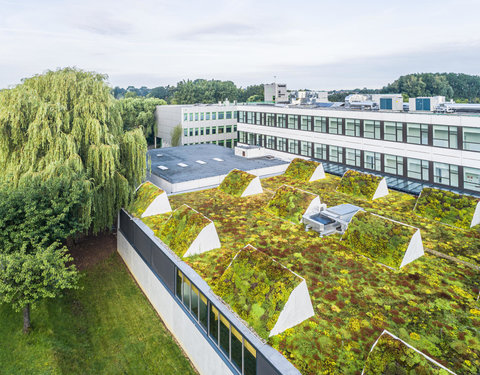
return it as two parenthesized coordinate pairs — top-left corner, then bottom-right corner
(0, 68), (147, 233)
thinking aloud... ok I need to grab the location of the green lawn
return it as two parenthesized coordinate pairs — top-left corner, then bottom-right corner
(0, 252), (197, 375)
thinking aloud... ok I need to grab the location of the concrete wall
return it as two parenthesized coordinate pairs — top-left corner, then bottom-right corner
(117, 232), (236, 375)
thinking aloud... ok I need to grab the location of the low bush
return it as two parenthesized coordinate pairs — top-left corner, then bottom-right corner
(284, 158), (320, 182)
(337, 170), (382, 200)
(218, 169), (256, 197)
(266, 185), (317, 224)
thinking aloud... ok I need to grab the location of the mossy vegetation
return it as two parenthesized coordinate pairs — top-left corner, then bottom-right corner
(342, 211), (418, 269)
(213, 245), (301, 339)
(266, 185), (317, 224)
(143, 205), (210, 258)
(415, 188), (479, 229)
(337, 170), (383, 199)
(284, 158), (320, 182)
(218, 169), (256, 197)
(363, 332), (451, 375)
(128, 182), (163, 218)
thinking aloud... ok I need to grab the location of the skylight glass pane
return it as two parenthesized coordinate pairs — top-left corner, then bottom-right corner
(213, 158), (224, 162)
(178, 163), (188, 167)
(196, 160), (206, 164)
(157, 165), (168, 170)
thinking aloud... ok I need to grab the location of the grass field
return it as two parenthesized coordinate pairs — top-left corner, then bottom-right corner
(0, 249), (197, 375)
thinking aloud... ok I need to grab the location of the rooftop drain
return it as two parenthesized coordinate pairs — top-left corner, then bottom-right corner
(157, 165), (169, 170)
(302, 203), (363, 237)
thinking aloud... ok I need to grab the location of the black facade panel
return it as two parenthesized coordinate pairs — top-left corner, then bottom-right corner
(151, 244), (176, 293)
(257, 352), (281, 375)
(120, 209), (134, 243)
(134, 225), (153, 264)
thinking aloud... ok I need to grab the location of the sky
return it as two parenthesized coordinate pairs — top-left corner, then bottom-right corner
(1, 0), (479, 90)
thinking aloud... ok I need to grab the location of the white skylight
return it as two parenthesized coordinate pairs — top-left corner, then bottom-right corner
(156, 153), (163, 157)
(213, 158), (224, 162)
(196, 160), (206, 164)
(157, 165), (168, 170)
(178, 163), (188, 167)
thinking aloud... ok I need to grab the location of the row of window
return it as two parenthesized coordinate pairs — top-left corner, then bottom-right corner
(238, 111), (480, 151)
(176, 270), (256, 375)
(185, 140), (237, 148)
(238, 131), (480, 192)
(183, 125), (237, 137)
(184, 111), (238, 122)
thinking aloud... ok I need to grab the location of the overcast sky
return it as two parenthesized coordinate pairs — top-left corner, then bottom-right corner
(1, 0), (479, 90)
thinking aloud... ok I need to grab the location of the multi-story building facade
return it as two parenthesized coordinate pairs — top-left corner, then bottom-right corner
(236, 105), (480, 196)
(156, 103), (238, 148)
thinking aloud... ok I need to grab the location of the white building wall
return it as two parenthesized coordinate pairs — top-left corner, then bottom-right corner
(117, 232), (235, 375)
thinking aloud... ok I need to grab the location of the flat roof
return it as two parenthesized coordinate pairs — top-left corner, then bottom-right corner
(148, 144), (288, 184)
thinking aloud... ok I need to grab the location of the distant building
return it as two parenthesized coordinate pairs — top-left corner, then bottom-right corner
(155, 102), (238, 148)
(409, 96), (446, 112)
(264, 83), (288, 103)
(346, 94), (403, 111)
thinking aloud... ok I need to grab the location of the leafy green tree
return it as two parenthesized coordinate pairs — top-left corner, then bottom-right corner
(0, 242), (79, 333)
(247, 94), (263, 102)
(0, 68), (147, 233)
(172, 79), (239, 104)
(118, 97), (166, 144)
(238, 84), (264, 102)
(170, 124), (182, 147)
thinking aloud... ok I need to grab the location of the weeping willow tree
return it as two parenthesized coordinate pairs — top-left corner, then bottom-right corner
(0, 68), (147, 233)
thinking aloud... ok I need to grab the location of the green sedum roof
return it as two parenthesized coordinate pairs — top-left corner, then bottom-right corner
(342, 211), (417, 269)
(218, 169), (256, 197)
(337, 170), (383, 200)
(415, 188), (479, 229)
(284, 158), (320, 182)
(213, 245), (302, 339)
(143, 204), (210, 258)
(128, 181), (164, 218)
(266, 185), (317, 224)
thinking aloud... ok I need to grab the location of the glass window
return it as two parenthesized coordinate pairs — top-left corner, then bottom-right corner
(287, 115), (298, 129)
(463, 127), (480, 152)
(314, 143), (327, 160)
(314, 117), (327, 133)
(433, 125), (458, 148)
(206, 112), (210, 121)
(176, 270), (183, 299)
(464, 166), (480, 191)
(195, 128), (199, 136)
(246, 112), (254, 124)
(189, 128), (193, 137)
(234, 125), (237, 132)
(212, 112), (217, 120)
(200, 113), (204, 121)
(407, 123), (428, 145)
(183, 128), (188, 137)
(300, 116), (311, 131)
(277, 114), (286, 128)
(364, 120), (381, 139)
(209, 305), (219, 343)
(184, 113), (188, 121)
(218, 112), (225, 120)
(345, 119), (360, 137)
(199, 293), (208, 330)
(189, 113), (193, 121)
(226, 139), (232, 148)
(364, 151), (381, 171)
(384, 154), (403, 176)
(266, 113), (275, 126)
(226, 125), (232, 133)
(191, 285), (199, 318)
(182, 278), (191, 309)
(238, 111), (245, 123)
(206, 127), (210, 135)
(288, 139), (298, 154)
(329, 118), (343, 135)
(200, 128), (204, 136)
(300, 141), (311, 156)
(345, 148), (361, 167)
(234, 111), (238, 119)
(231, 326), (242, 371)
(255, 112), (262, 125)
(226, 111), (232, 119)
(247, 133), (256, 145)
(277, 137), (287, 152)
(384, 122), (403, 142)
(266, 135), (275, 149)
(407, 158), (429, 181)
(218, 140), (225, 147)
(212, 126), (217, 135)
(434, 162), (458, 187)
(195, 113), (199, 121)
(218, 126), (224, 134)
(244, 339), (256, 375)
(219, 314), (230, 356)
(329, 146), (343, 163)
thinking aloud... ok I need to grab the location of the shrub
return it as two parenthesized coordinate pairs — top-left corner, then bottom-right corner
(414, 188), (479, 229)
(266, 185), (317, 224)
(213, 245), (301, 339)
(342, 211), (417, 269)
(128, 182), (164, 218)
(337, 170), (382, 200)
(284, 158), (320, 182)
(218, 169), (256, 197)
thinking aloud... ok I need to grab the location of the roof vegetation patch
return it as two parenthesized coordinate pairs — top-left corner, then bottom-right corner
(363, 331), (454, 375)
(337, 170), (384, 200)
(266, 185), (317, 224)
(284, 158), (320, 182)
(213, 245), (302, 339)
(154, 205), (211, 258)
(342, 211), (418, 269)
(414, 188), (480, 229)
(218, 169), (256, 197)
(128, 182), (164, 218)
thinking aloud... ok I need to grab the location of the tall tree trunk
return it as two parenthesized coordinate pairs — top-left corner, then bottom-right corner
(23, 304), (31, 334)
